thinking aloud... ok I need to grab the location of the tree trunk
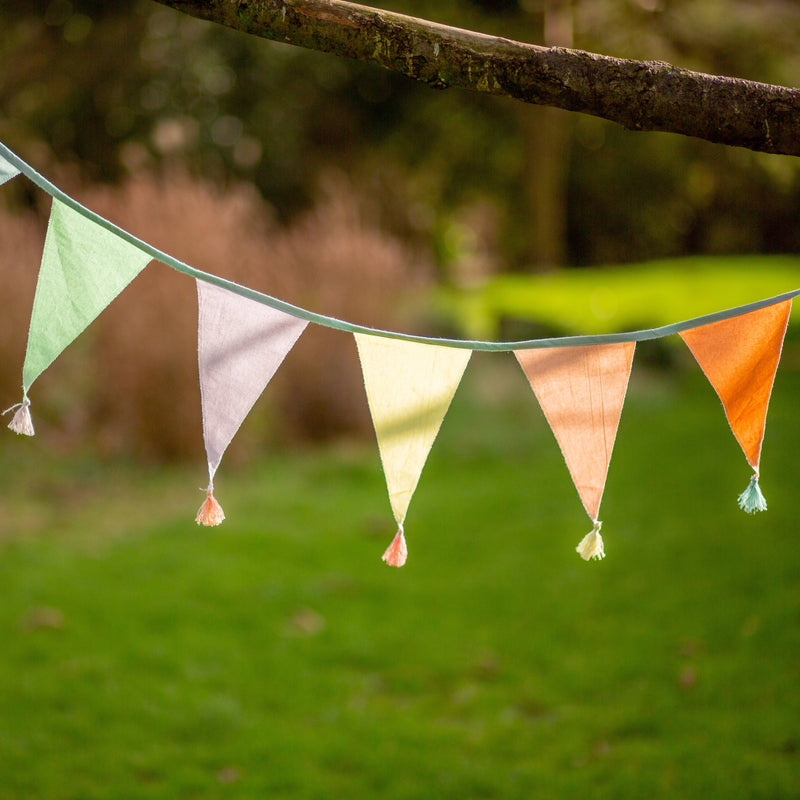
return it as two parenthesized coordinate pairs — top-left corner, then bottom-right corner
(520, 0), (573, 270)
(521, 105), (570, 269)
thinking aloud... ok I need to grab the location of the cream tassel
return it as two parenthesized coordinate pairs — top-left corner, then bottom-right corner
(3, 399), (34, 436)
(576, 520), (605, 561)
(195, 485), (225, 526)
(382, 526), (408, 567)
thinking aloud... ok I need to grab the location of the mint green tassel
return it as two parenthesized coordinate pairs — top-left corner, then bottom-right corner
(737, 473), (767, 514)
(576, 520), (605, 561)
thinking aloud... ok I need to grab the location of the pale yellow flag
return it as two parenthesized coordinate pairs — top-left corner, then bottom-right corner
(355, 334), (472, 527)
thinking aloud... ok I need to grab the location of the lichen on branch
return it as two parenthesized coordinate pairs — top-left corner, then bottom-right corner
(154, 0), (800, 156)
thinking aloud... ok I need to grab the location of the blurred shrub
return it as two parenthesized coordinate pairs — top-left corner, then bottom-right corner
(0, 205), (43, 405)
(262, 172), (429, 443)
(0, 170), (428, 461)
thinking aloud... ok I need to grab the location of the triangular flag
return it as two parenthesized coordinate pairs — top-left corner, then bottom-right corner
(7, 199), (151, 435)
(0, 153), (20, 186)
(355, 334), (471, 566)
(515, 342), (636, 560)
(679, 299), (791, 512)
(195, 279), (307, 525)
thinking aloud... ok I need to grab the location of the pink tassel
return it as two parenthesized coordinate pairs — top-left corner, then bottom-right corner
(382, 527), (407, 567)
(196, 489), (225, 526)
(4, 400), (34, 436)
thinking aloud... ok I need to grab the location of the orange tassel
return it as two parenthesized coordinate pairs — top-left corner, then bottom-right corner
(382, 527), (407, 567)
(196, 489), (225, 526)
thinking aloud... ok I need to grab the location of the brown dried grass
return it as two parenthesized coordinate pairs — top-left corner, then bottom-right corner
(0, 169), (429, 462)
(0, 206), (42, 405)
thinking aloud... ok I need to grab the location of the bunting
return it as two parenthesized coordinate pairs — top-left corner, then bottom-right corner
(515, 343), (636, 560)
(1, 140), (799, 566)
(195, 279), (308, 525)
(679, 299), (791, 512)
(355, 334), (471, 566)
(6, 198), (151, 435)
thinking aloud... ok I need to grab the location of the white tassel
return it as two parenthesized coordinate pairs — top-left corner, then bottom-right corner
(576, 520), (605, 561)
(4, 400), (34, 436)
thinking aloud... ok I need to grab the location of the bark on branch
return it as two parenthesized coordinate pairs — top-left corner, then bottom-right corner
(154, 0), (800, 156)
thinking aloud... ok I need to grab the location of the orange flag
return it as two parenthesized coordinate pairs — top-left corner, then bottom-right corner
(515, 342), (636, 560)
(679, 299), (791, 513)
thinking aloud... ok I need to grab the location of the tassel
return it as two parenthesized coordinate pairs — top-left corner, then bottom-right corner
(196, 487), (225, 526)
(576, 520), (605, 561)
(382, 526), (407, 567)
(3, 400), (34, 436)
(737, 472), (767, 514)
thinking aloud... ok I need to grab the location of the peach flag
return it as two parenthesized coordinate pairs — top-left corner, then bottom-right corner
(679, 299), (791, 512)
(515, 342), (636, 560)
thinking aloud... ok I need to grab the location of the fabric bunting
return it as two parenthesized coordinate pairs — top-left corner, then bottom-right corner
(679, 299), (791, 512)
(355, 334), (471, 566)
(515, 342), (636, 560)
(195, 279), (307, 525)
(0, 153), (20, 186)
(2, 141), (799, 566)
(6, 198), (151, 436)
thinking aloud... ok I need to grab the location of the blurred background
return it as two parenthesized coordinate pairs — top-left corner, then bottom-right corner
(2, 0), (800, 458)
(0, 1), (799, 798)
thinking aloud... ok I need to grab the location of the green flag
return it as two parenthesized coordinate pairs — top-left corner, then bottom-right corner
(22, 199), (151, 393)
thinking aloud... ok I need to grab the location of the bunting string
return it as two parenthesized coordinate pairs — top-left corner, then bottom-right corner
(1, 141), (798, 352)
(0, 141), (796, 565)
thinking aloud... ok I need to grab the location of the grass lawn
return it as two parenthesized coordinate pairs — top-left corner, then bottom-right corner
(433, 255), (800, 340)
(0, 350), (798, 799)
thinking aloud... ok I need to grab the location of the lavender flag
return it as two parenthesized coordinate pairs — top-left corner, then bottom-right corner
(0, 153), (20, 186)
(197, 279), (307, 487)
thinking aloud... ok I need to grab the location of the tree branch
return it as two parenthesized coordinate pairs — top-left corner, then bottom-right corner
(154, 0), (800, 156)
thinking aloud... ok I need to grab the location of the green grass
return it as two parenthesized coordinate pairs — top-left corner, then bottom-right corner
(0, 352), (799, 799)
(433, 255), (800, 339)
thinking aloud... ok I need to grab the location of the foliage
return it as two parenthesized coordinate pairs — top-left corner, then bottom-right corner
(0, 358), (798, 797)
(3, 1), (800, 269)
